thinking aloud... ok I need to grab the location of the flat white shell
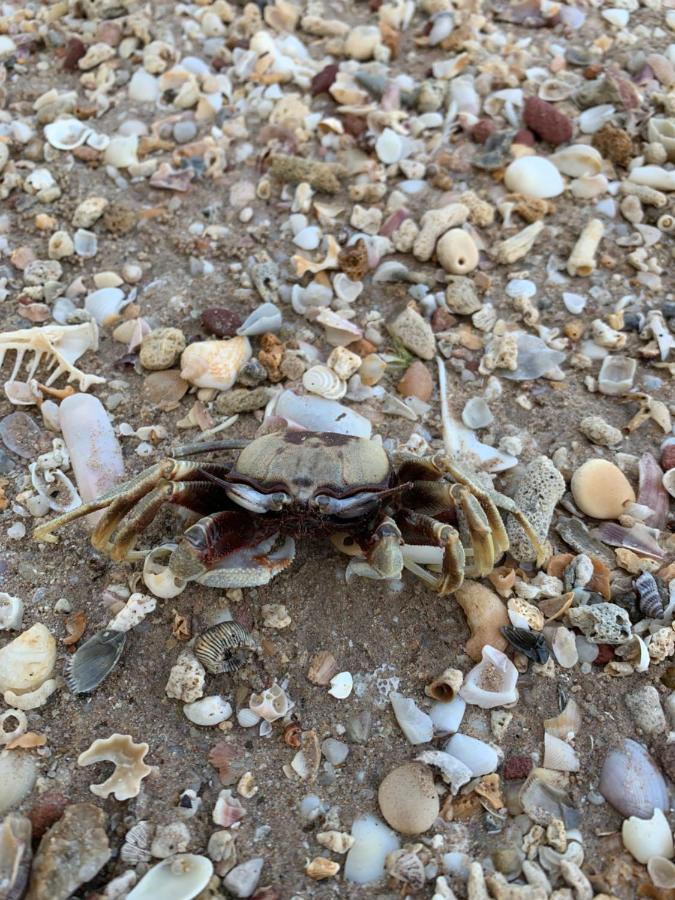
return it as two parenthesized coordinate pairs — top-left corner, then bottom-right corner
(44, 118), (91, 150)
(444, 733), (500, 776)
(183, 695), (232, 726)
(127, 854), (214, 900)
(328, 671), (353, 699)
(503, 157), (564, 199)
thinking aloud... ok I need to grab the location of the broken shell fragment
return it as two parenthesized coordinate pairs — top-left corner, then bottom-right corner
(180, 337), (251, 391)
(390, 692), (434, 744)
(66, 628), (126, 694)
(193, 622), (256, 675)
(78, 733), (152, 800)
(550, 145), (603, 177)
(143, 544), (188, 599)
(544, 699), (582, 741)
(622, 809), (674, 865)
(648, 857), (675, 890)
(0, 753), (37, 817)
(44, 118), (91, 150)
(0, 593), (24, 631)
(425, 667), (463, 702)
(302, 365), (346, 400)
(459, 646), (519, 709)
(444, 733), (500, 777)
(436, 229), (479, 274)
(543, 734), (580, 772)
(504, 156), (564, 198)
(598, 355), (637, 396)
(249, 683), (292, 722)
(183, 696), (232, 727)
(570, 459), (635, 519)
(236, 303), (282, 338)
(127, 854), (214, 900)
(0, 624), (56, 695)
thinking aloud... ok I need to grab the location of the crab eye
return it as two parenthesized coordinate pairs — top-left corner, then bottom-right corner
(226, 484), (290, 513)
(314, 492), (381, 518)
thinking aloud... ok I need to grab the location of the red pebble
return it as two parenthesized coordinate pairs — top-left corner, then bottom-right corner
(470, 119), (496, 144)
(201, 307), (242, 338)
(26, 792), (69, 840)
(311, 64), (338, 96)
(522, 96), (573, 146)
(594, 643), (615, 665)
(62, 37), (86, 71)
(503, 755), (533, 780)
(431, 308), (457, 332)
(513, 128), (535, 147)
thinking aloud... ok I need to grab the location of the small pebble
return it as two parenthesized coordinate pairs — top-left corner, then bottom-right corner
(378, 763), (439, 835)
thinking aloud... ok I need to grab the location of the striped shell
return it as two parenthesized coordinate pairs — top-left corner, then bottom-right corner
(66, 629), (126, 694)
(193, 622), (256, 675)
(302, 364), (346, 400)
(635, 572), (664, 619)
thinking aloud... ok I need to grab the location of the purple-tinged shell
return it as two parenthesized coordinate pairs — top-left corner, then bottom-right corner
(637, 453), (668, 529)
(595, 521), (665, 560)
(599, 739), (668, 820)
(635, 572), (664, 619)
(661, 438), (675, 473)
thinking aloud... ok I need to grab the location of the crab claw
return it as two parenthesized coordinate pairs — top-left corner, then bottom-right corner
(195, 535), (296, 588)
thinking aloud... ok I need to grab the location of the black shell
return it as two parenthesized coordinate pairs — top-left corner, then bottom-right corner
(501, 626), (550, 664)
(194, 621), (257, 675)
(635, 572), (665, 619)
(66, 629), (126, 694)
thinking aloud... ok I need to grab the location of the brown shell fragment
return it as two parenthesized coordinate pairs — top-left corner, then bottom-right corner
(63, 611), (87, 647)
(338, 239), (369, 281)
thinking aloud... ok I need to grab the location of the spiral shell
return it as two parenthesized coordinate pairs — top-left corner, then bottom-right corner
(302, 364), (347, 400)
(635, 572), (664, 619)
(193, 621), (256, 675)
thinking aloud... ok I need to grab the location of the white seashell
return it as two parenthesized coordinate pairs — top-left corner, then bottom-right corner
(416, 750), (471, 794)
(376, 128), (403, 165)
(459, 646), (519, 708)
(622, 809), (674, 865)
(552, 626), (579, 668)
(578, 105), (615, 134)
(544, 699), (582, 740)
(333, 272), (363, 303)
(562, 292), (586, 314)
(183, 695), (232, 727)
(372, 261), (410, 282)
(461, 397), (492, 429)
(390, 692), (434, 744)
(0, 624), (56, 695)
(127, 854), (214, 900)
(0, 593), (24, 631)
(648, 857), (675, 890)
(436, 229), (479, 274)
(108, 593), (156, 633)
(236, 303), (282, 337)
(344, 816), (400, 885)
(84, 287), (129, 325)
(180, 336), (251, 390)
(543, 733), (580, 772)
(648, 118), (675, 162)
(328, 671), (353, 699)
(293, 226), (322, 251)
(4, 678), (59, 710)
(550, 144), (603, 178)
(104, 134), (139, 168)
(44, 118), (91, 150)
(629, 165), (675, 191)
(0, 753), (37, 817)
(315, 308), (363, 346)
(249, 683), (291, 722)
(430, 696), (466, 734)
(0, 709), (27, 746)
(74, 229), (97, 258)
(268, 389), (372, 437)
(237, 708), (261, 728)
(570, 174), (608, 199)
(599, 739), (668, 819)
(86, 131), (109, 151)
(29, 463), (81, 513)
(303, 365), (346, 400)
(143, 544), (188, 599)
(538, 77), (577, 102)
(602, 8), (629, 27)
(291, 282), (333, 315)
(663, 468), (675, 499)
(444, 734), (500, 776)
(428, 11), (454, 45)
(504, 157), (564, 199)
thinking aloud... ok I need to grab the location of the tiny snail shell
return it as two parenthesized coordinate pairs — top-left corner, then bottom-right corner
(657, 213), (675, 233)
(635, 572), (664, 619)
(424, 667), (463, 702)
(193, 621), (256, 675)
(302, 364), (347, 400)
(436, 229), (479, 274)
(143, 544), (187, 599)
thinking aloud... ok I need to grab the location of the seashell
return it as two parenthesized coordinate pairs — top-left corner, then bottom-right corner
(444, 734), (500, 777)
(570, 458), (635, 520)
(78, 733), (151, 801)
(622, 809), (674, 865)
(551, 625), (578, 667)
(291, 281), (332, 315)
(372, 261), (411, 283)
(630, 165), (675, 191)
(544, 699), (582, 741)
(358, 354), (387, 387)
(459, 645), (519, 709)
(648, 857), (675, 890)
(249, 683), (292, 722)
(0, 710), (27, 746)
(66, 628), (127, 694)
(0, 753), (37, 817)
(664, 469), (675, 499)
(237, 708), (261, 728)
(127, 854), (213, 900)
(519, 772), (578, 829)
(269, 389), (372, 438)
(344, 816), (400, 885)
(550, 144), (603, 177)
(416, 750), (472, 796)
(578, 104), (615, 134)
(293, 226), (322, 251)
(44, 118), (91, 150)
(637, 453), (669, 530)
(543, 734), (579, 773)
(376, 128), (403, 165)
(0, 624), (56, 695)
(570, 174), (608, 199)
(436, 229), (479, 274)
(461, 397), (492, 429)
(504, 156), (564, 199)
(236, 303), (282, 337)
(661, 437), (675, 472)
(0, 813), (32, 900)
(614, 634), (650, 672)
(183, 695), (232, 727)
(4, 679), (58, 711)
(429, 696), (466, 735)
(501, 332), (566, 382)
(599, 739), (668, 819)
(328, 671), (353, 699)
(635, 572), (664, 618)
(598, 355), (636, 396)
(143, 544), (188, 599)
(500, 626), (549, 663)
(0, 594), (23, 631)
(425, 667), (463, 702)
(596, 520), (664, 559)
(648, 118), (675, 162)
(390, 692), (434, 745)
(333, 273), (363, 304)
(104, 134), (139, 168)
(303, 365), (346, 400)
(180, 336), (251, 391)
(29, 463), (80, 514)
(213, 788), (246, 827)
(193, 622), (256, 675)
(315, 308), (363, 347)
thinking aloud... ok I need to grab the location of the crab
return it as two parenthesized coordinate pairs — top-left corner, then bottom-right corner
(33, 429), (544, 595)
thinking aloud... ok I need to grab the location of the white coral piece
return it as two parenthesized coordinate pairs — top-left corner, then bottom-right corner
(77, 733), (152, 800)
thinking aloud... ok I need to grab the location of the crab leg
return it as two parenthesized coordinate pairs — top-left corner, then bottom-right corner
(397, 510), (466, 594)
(451, 484), (495, 577)
(344, 515), (404, 583)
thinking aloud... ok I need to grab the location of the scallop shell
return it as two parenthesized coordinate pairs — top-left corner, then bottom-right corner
(236, 303), (282, 337)
(647, 118), (675, 162)
(143, 544), (188, 599)
(599, 738), (668, 819)
(550, 145), (603, 178)
(543, 733), (580, 772)
(180, 336), (252, 391)
(544, 699), (582, 741)
(44, 118), (92, 150)
(635, 572), (664, 618)
(302, 364), (346, 400)
(127, 854), (213, 900)
(193, 621), (256, 675)
(249, 683), (292, 722)
(66, 628), (127, 694)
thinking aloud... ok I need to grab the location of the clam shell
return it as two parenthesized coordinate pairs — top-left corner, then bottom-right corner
(647, 117), (675, 162)
(236, 303), (282, 337)
(599, 739), (668, 819)
(543, 733), (579, 772)
(44, 118), (91, 150)
(66, 628), (127, 694)
(180, 336), (251, 390)
(504, 157), (564, 199)
(237, 708), (261, 727)
(664, 468), (675, 499)
(143, 544), (188, 599)
(127, 854), (213, 900)
(302, 364), (346, 400)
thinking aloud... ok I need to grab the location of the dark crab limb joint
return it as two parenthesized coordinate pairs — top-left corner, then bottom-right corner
(34, 429), (545, 596)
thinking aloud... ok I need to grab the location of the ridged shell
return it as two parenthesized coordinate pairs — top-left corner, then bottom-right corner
(180, 336), (251, 390)
(543, 733), (580, 772)
(599, 739), (668, 819)
(501, 626), (549, 663)
(635, 572), (664, 619)
(193, 621), (256, 675)
(302, 364), (346, 400)
(66, 629), (127, 694)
